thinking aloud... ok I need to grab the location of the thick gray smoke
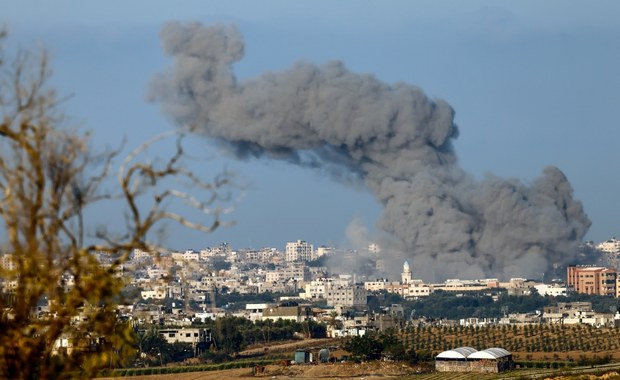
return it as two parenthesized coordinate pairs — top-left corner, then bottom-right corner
(150, 22), (591, 281)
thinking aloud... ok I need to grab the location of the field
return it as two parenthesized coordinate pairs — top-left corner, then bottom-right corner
(100, 324), (620, 379)
(99, 362), (620, 380)
(399, 323), (620, 363)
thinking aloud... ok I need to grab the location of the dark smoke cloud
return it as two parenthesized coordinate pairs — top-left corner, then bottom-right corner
(150, 22), (591, 281)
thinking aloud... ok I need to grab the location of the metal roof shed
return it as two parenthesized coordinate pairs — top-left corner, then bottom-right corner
(468, 348), (511, 360)
(435, 347), (478, 360)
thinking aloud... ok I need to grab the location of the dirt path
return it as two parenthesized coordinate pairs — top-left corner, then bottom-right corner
(237, 338), (340, 357)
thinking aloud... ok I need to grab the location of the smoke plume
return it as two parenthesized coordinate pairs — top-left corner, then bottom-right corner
(150, 22), (591, 281)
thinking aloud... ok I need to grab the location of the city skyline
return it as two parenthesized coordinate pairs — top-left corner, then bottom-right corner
(4, 1), (620, 254)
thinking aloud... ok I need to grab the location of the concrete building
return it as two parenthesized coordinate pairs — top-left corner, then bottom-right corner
(401, 261), (412, 284)
(435, 347), (513, 374)
(364, 279), (389, 292)
(245, 303), (269, 321)
(543, 302), (617, 326)
(431, 279), (490, 292)
(597, 238), (620, 254)
(567, 265), (617, 296)
(300, 277), (349, 300)
(158, 328), (211, 355)
(534, 283), (568, 297)
(265, 263), (309, 283)
(385, 281), (431, 298)
(262, 302), (311, 322)
(285, 240), (313, 262)
(325, 285), (367, 308)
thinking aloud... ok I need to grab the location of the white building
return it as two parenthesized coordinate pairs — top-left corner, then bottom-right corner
(245, 303), (270, 321)
(158, 328), (211, 346)
(314, 246), (334, 259)
(299, 277), (350, 301)
(141, 286), (168, 300)
(171, 250), (200, 263)
(285, 240), (314, 262)
(402, 261), (412, 284)
(265, 263), (309, 283)
(597, 238), (620, 254)
(534, 283), (568, 297)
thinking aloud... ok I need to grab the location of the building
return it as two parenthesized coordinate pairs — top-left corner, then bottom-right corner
(285, 240), (313, 262)
(567, 265), (617, 296)
(364, 279), (389, 292)
(597, 238), (620, 254)
(430, 278), (499, 292)
(262, 302), (311, 322)
(435, 347), (513, 373)
(325, 284), (367, 308)
(534, 283), (568, 297)
(543, 302), (617, 326)
(401, 261), (412, 284)
(157, 328), (211, 355)
(385, 281), (431, 298)
(265, 263), (310, 283)
(244, 303), (269, 321)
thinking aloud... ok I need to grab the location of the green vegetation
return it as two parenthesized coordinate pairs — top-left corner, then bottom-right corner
(399, 323), (620, 362)
(377, 290), (620, 320)
(343, 329), (424, 363)
(193, 316), (326, 354)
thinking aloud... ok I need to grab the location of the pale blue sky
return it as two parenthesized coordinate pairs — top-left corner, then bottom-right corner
(3, 1), (620, 251)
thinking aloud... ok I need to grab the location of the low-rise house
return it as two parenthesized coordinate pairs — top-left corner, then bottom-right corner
(262, 302), (311, 322)
(535, 283), (568, 297)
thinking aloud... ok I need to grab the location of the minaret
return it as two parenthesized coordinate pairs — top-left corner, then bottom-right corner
(401, 260), (411, 284)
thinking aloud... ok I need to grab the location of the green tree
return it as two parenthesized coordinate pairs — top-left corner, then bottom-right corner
(344, 334), (383, 361)
(138, 329), (172, 365)
(213, 317), (245, 354)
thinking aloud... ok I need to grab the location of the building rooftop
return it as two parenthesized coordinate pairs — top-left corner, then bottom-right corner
(435, 346), (477, 359)
(468, 348), (511, 359)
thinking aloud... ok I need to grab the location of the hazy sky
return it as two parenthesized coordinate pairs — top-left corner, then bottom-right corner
(4, 1), (620, 252)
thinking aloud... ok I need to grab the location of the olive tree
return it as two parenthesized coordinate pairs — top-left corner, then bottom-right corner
(0, 31), (233, 379)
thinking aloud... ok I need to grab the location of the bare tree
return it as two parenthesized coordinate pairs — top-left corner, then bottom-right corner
(0, 31), (234, 379)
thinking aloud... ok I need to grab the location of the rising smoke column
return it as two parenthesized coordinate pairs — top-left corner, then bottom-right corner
(150, 22), (591, 281)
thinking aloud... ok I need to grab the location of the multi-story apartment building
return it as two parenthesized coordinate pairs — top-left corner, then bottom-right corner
(265, 263), (310, 283)
(325, 285), (367, 308)
(567, 265), (617, 296)
(132, 248), (153, 261)
(597, 238), (620, 254)
(300, 277), (350, 301)
(364, 279), (389, 292)
(171, 250), (200, 263)
(285, 240), (313, 262)
(242, 248), (279, 263)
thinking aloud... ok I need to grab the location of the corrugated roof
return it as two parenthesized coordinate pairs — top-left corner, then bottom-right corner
(468, 347), (511, 359)
(436, 346), (478, 359)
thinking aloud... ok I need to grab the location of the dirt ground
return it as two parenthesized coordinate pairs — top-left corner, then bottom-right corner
(100, 361), (426, 380)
